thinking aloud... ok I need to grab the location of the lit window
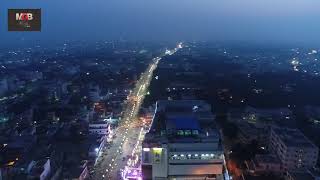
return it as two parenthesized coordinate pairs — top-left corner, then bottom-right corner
(185, 130), (191, 136)
(180, 154), (186, 160)
(143, 148), (150, 152)
(192, 130), (199, 135)
(177, 130), (184, 136)
(171, 154), (178, 160)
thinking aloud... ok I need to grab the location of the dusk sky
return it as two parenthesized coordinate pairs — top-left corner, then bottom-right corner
(1, 0), (320, 46)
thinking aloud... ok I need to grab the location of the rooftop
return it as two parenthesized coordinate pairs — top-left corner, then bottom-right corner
(145, 100), (219, 144)
(166, 116), (200, 130)
(272, 126), (317, 149)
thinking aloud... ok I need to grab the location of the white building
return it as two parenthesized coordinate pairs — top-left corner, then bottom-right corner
(142, 100), (225, 180)
(89, 121), (110, 135)
(269, 126), (319, 171)
(27, 159), (51, 180)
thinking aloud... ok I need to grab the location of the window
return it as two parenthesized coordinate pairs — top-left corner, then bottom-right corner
(161, 130), (166, 136)
(201, 154), (206, 159)
(187, 154), (192, 159)
(184, 130), (191, 136)
(180, 154), (186, 160)
(171, 154), (178, 160)
(177, 130), (184, 136)
(194, 154), (199, 159)
(192, 130), (199, 135)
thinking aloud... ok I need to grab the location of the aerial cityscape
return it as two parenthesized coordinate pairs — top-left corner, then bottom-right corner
(1, 1), (320, 180)
(1, 41), (320, 180)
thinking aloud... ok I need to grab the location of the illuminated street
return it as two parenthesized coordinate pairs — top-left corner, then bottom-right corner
(92, 43), (182, 180)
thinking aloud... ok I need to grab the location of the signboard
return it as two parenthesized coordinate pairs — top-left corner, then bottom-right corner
(153, 148), (162, 164)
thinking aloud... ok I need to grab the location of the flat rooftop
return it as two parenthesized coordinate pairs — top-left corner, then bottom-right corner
(145, 100), (219, 144)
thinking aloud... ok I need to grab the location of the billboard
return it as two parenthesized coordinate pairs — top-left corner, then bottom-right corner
(152, 148), (162, 164)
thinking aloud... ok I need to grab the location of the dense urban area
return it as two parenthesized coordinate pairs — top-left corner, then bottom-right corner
(1, 41), (320, 180)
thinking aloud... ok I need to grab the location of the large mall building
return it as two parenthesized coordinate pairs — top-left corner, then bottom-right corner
(141, 100), (226, 180)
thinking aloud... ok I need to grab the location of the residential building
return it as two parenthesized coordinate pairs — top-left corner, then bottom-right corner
(269, 126), (319, 171)
(246, 154), (282, 175)
(285, 169), (315, 180)
(27, 159), (51, 180)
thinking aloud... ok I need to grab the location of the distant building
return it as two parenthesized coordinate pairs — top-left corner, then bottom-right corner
(44, 82), (62, 102)
(242, 106), (292, 124)
(47, 112), (59, 123)
(63, 65), (80, 76)
(27, 159), (51, 180)
(0, 78), (8, 96)
(228, 106), (293, 127)
(269, 126), (319, 171)
(285, 169), (316, 180)
(88, 121), (110, 135)
(23, 71), (43, 82)
(237, 123), (269, 145)
(246, 154), (282, 175)
(87, 135), (106, 163)
(142, 100), (225, 180)
(88, 85), (101, 102)
(304, 106), (320, 126)
(227, 106), (294, 145)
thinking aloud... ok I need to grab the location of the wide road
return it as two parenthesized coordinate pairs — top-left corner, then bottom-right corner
(92, 44), (182, 180)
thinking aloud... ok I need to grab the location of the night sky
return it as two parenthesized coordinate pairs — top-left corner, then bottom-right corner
(1, 0), (320, 46)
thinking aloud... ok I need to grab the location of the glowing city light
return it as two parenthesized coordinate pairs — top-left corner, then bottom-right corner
(143, 148), (150, 152)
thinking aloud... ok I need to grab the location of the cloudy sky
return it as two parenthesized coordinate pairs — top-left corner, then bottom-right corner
(1, 0), (320, 47)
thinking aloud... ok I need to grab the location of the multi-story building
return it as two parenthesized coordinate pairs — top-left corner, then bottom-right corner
(89, 121), (110, 135)
(269, 126), (319, 171)
(142, 100), (225, 180)
(285, 168), (320, 180)
(227, 106), (294, 145)
(27, 159), (51, 180)
(246, 154), (282, 175)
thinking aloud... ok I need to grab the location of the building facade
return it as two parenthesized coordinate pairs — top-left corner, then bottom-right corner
(269, 126), (319, 171)
(142, 100), (225, 180)
(89, 122), (110, 135)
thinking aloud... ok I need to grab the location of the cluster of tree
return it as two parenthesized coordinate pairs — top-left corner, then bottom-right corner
(230, 140), (263, 165)
(215, 113), (238, 139)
